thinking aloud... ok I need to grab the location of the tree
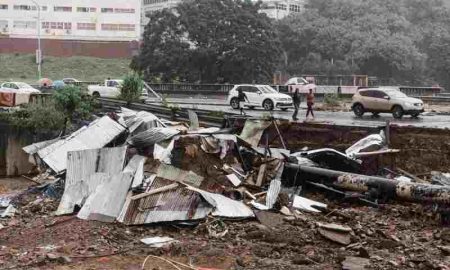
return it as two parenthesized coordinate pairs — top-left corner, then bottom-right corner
(54, 86), (94, 134)
(135, 0), (281, 83)
(277, 0), (450, 86)
(119, 73), (144, 105)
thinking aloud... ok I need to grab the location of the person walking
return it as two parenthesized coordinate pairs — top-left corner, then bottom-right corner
(306, 89), (315, 119)
(238, 88), (248, 115)
(292, 89), (301, 121)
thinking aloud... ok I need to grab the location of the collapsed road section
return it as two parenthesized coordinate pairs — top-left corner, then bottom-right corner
(1, 108), (450, 269)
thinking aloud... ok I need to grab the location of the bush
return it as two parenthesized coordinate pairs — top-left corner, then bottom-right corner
(1, 102), (66, 132)
(119, 73), (144, 105)
(324, 93), (340, 106)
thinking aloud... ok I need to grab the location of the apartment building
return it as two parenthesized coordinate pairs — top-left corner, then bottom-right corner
(0, 0), (141, 57)
(259, 0), (306, 20)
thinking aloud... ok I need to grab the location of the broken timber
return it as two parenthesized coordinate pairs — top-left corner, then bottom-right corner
(286, 164), (450, 204)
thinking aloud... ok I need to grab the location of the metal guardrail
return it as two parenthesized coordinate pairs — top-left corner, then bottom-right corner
(98, 98), (235, 127)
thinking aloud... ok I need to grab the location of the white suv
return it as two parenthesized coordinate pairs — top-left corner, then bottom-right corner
(227, 84), (293, 111)
(352, 88), (424, 119)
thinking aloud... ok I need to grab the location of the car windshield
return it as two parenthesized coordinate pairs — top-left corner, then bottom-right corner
(386, 90), (407, 98)
(16, 83), (32, 88)
(258, 85), (278, 94)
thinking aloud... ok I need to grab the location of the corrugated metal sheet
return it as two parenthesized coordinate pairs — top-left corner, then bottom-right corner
(23, 138), (60, 155)
(77, 172), (133, 222)
(123, 155), (147, 188)
(37, 116), (126, 173)
(56, 146), (127, 215)
(119, 177), (212, 225)
(266, 163), (284, 209)
(129, 128), (180, 148)
(188, 186), (254, 218)
(122, 107), (166, 133)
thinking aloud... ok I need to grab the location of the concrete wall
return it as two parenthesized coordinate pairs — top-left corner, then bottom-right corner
(0, 122), (54, 176)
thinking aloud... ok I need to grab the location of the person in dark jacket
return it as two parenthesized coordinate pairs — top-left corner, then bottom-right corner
(238, 88), (248, 115)
(292, 89), (301, 120)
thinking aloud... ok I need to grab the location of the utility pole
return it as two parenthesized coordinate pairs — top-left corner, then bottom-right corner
(31, 0), (41, 80)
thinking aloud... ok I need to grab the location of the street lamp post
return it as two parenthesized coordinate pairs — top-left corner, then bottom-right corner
(31, 0), (41, 80)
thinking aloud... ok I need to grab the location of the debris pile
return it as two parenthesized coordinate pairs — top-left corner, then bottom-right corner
(1, 108), (450, 269)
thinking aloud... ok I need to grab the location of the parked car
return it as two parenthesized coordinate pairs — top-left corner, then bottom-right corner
(62, 78), (80, 84)
(87, 79), (148, 100)
(0, 82), (41, 93)
(227, 84), (293, 111)
(351, 87), (424, 119)
(285, 77), (317, 93)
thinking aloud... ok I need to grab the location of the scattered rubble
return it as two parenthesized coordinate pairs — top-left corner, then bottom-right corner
(0, 107), (450, 269)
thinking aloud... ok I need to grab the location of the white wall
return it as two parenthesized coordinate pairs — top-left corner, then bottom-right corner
(0, 0), (141, 41)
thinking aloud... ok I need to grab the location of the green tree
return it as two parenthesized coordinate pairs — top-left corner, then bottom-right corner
(54, 86), (95, 134)
(135, 0), (281, 83)
(119, 73), (144, 105)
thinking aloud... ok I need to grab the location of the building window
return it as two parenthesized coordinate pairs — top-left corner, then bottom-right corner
(42, 21), (72, 30)
(0, 20), (8, 30)
(0, 5), (8, 10)
(77, 7), (96, 12)
(14, 5), (37, 11)
(13, 21), (37, 29)
(77, 23), (96, 30)
(101, 8), (114, 13)
(143, 0), (169, 5)
(101, 23), (135, 31)
(289, 5), (301, 12)
(54, 6), (72, 12)
(114, 8), (135, 13)
(276, 3), (287, 10)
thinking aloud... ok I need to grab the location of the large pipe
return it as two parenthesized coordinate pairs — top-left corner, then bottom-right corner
(285, 163), (450, 204)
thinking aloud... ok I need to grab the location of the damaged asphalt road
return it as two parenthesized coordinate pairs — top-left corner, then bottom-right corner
(1, 108), (450, 269)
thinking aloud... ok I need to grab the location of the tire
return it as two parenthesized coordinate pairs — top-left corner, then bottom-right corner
(230, 98), (240, 109)
(263, 99), (274, 111)
(353, 103), (365, 117)
(92, 92), (100, 98)
(281, 108), (289, 111)
(392, 105), (404, 119)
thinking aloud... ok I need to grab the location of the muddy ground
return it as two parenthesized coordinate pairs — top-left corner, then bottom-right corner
(1, 177), (450, 270)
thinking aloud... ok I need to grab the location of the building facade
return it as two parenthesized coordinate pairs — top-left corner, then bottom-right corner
(141, 0), (181, 34)
(259, 0), (306, 20)
(0, 0), (141, 57)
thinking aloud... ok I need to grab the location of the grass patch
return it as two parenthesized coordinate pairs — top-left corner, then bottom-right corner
(0, 53), (131, 83)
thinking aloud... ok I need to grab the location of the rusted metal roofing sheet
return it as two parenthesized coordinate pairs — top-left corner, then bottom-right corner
(37, 116), (126, 173)
(119, 177), (212, 225)
(56, 146), (127, 215)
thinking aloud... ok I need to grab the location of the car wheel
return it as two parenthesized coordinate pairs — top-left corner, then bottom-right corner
(92, 92), (100, 98)
(230, 98), (240, 109)
(392, 105), (404, 119)
(263, 99), (274, 111)
(353, 104), (365, 117)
